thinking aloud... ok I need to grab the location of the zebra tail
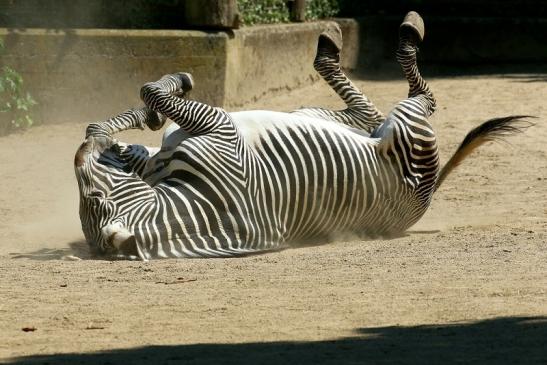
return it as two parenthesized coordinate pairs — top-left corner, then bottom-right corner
(435, 115), (535, 191)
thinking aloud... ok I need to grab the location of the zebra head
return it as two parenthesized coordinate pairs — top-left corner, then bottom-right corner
(74, 136), (140, 257)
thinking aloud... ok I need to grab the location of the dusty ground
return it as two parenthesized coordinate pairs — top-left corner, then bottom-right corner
(0, 72), (546, 364)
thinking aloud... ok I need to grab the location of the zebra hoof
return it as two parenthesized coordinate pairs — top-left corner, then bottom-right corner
(143, 107), (167, 131)
(400, 11), (425, 43)
(317, 23), (343, 55)
(172, 72), (194, 98)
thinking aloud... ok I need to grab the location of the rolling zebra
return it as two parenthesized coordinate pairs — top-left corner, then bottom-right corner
(75, 12), (530, 260)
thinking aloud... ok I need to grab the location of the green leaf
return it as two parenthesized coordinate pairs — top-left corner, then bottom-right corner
(0, 37), (37, 132)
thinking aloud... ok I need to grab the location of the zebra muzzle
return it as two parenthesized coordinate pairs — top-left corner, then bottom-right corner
(101, 222), (147, 261)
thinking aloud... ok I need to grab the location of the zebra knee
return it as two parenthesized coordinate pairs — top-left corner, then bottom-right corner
(132, 107), (166, 131)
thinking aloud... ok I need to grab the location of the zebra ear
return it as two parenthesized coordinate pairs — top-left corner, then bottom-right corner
(101, 223), (147, 261)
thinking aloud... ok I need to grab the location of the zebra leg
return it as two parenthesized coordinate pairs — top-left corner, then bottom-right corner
(78, 107), (162, 176)
(140, 73), (231, 135)
(313, 25), (385, 123)
(372, 11), (438, 200)
(294, 24), (385, 133)
(397, 11), (436, 117)
(85, 107), (166, 139)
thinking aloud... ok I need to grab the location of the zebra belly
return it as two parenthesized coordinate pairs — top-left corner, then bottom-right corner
(230, 111), (430, 241)
(132, 111), (433, 257)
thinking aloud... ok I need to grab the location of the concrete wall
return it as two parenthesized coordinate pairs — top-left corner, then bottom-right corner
(225, 19), (359, 109)
(0, 28), (230, 124)
(0, 20), (359, 125)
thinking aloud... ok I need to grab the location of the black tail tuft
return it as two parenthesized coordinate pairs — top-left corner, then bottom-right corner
(436, 116), (535, 190)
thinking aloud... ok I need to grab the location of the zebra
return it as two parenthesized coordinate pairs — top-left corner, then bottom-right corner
(75, 12), (530, 260)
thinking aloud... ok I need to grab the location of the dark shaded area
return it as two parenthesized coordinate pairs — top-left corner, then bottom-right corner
(4, 0), (547, 29)
(502, 74), (547, 83)
(351, 61), (547, 83)
(9, 241), (91, 261)
(7, 316), (546, 364)
(0, 0), (188, 29)
(338, 0), (547, 18)
(352, 15), (547, 70)
(2, 1), (547, 66)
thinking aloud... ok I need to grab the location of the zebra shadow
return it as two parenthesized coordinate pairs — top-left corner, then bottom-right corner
(9, 240), (93, 261)
(502, 74), (547, 83)
(406, 229), (441, 235)
(9, 230), (441, 261)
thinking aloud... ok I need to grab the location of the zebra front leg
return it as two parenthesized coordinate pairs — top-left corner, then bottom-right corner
(76, 107), (162, 175)
(397, 11), (436, 117)
(294, 24), (385, 133)
(85, 107), (166, 139)
(140, 73), (231, 135)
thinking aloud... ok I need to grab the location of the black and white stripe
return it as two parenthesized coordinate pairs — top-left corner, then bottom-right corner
(74, 16), (450, 260)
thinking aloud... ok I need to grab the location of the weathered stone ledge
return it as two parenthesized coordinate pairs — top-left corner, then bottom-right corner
(0, 19), (359, 124)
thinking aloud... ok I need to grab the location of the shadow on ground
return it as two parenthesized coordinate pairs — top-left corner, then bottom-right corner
(7, 231), (440, 261)
(352, 61), (547, 82)
(7, 316), (546, 364)
(9, 241), (90, 260)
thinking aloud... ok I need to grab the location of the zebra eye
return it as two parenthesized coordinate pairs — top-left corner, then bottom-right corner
(88, 190), (105, 199)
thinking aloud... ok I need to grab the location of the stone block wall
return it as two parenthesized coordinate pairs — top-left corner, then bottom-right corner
(224, 19), (358, 109)
(0, 20), (359, 124)
(1, 28), (229, 124)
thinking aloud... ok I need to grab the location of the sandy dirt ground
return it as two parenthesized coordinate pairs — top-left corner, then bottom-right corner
(0, 71), (546, 364)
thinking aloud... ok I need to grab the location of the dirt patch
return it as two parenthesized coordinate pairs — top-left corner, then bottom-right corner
(0, 74), (546, 364)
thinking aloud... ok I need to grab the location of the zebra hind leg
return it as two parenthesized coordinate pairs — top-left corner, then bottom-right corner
(293, 24), (385, 133)
(370, 12), (439, 191)
(316, 24), (385, 125)
(397, 11), (436, 117)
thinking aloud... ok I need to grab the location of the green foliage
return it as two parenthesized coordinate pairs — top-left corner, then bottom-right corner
(306, 0), (339, 20)
(0, 38), (37, 133)
(238, 0), (339, 26)
(238, 0), (290, 26)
